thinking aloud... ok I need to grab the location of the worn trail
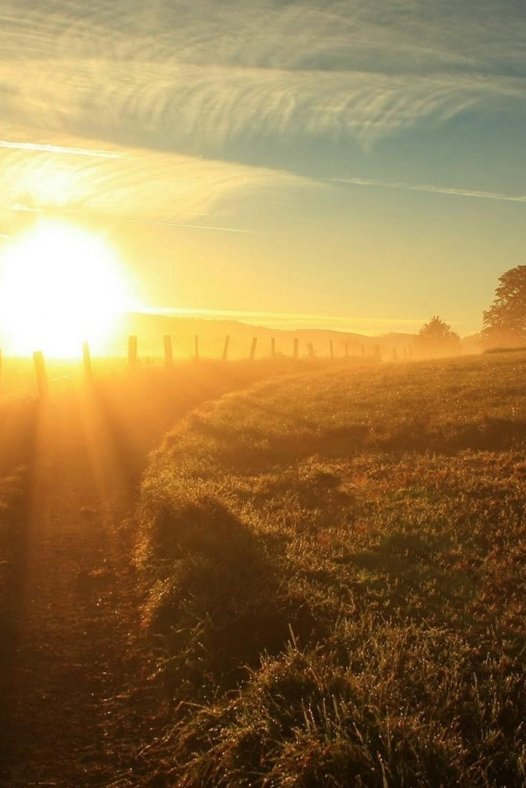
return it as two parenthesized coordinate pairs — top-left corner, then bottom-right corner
(0, 365), (272, 785)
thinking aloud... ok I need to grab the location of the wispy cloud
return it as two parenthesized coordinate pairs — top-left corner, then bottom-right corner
(128, 220), (253, 234)
(331, 176), (526, 205)
(140, 305), (425, 334)
(0, 139), (124, 159)
(0, 0), (524, 223)
(0, 0), (524, 157)
(0, 129), (311, 224)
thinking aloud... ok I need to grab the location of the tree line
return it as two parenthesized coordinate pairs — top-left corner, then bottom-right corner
(415, 265), (526, 355)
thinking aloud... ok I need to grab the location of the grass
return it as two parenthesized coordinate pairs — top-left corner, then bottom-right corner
(135, 351), (526, 786)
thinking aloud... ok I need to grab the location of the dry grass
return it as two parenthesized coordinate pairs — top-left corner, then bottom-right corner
(135, 351), (526, 786)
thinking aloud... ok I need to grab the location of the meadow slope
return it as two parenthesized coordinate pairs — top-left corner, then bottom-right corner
(137, 352), (526, 786)
(0, 359), (319, 784)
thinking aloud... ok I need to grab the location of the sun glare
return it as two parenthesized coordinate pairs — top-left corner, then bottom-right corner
(0, 221), (134, 357)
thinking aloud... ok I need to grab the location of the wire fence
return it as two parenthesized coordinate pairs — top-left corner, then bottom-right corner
(0, 335), (415, 399)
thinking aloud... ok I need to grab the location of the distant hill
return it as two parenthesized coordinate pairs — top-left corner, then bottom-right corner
(110, 312), (418, 360)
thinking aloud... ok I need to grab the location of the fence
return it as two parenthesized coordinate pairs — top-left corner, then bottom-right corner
(0, 335), (415, 398)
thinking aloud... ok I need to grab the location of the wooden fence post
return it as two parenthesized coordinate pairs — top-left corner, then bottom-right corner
(271, 337), (276, 358)
(194, 335), (199, 360)
(250, 337), (257, 360)
(128, 336), (138, 371)
(329, 340), (334, 360)
(82, 341), (92, 381)
(222, 335), (230, 361)
(293, 338), (299, 359)
(33, 351), (47, 397)
(164, 335), (173, 368)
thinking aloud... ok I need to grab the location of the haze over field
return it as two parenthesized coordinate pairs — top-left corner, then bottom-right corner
(1, 2), (526, 785)
(0, 0), (524, 351)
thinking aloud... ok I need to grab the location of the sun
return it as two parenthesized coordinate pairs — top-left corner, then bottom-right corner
(0, 220), (135, 357)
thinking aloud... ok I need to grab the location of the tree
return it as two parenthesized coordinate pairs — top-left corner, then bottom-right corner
(482, 265), (526, 347)
(413, 316), (460, 357)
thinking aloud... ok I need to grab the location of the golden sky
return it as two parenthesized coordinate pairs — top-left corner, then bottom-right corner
(0, 0), (525, 336)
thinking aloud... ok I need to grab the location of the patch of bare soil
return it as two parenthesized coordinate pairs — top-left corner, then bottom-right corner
(0, 368), (267, 785)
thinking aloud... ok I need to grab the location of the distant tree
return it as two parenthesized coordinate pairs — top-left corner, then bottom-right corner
(482, 266), (526, 347)
(413, 316), (461, 357)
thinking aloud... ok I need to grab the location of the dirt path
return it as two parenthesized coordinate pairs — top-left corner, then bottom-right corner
(0, 365), (276, 786)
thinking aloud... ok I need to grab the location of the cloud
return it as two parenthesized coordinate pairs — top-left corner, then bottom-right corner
(0, 127), (310, 224)
(141, 304), (425, 334)
(0, 139), (125, 159)
(0, 0), (524, 157)
(128, 221), (253, 234)
(332, 176), (526, 205)
(0, 0), (524, 224)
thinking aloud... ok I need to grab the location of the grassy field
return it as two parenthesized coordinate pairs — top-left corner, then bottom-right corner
(136, 351), (526, 786)
(0, 355), (358, 784)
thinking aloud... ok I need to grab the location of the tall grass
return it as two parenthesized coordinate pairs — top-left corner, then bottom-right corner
(136, 352), (526, 785)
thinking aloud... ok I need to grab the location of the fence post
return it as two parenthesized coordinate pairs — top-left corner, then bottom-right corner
(128, 336), (138, 371)
(293, 338), (299, 360)
(82, 341), (92, 382)
(194, 335), (199, 360)
(222, 335), (230, 362)
(330, 340), (334, 360)
(33, 351), (47, 397)
(271, 337), (276, 358)
(250, 337), (257, 360)
(164, 335), (173, 368)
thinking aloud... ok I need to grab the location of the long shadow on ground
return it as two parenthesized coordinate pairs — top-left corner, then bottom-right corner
(141, 495), (316, 701)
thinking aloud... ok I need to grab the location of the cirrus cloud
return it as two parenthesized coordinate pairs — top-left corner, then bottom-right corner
(0, 0), (524, 155)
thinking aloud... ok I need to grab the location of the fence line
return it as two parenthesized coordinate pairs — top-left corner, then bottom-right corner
(164, 335), (173, 368)
(82, 341), (93, 381)
(222, 335), (230, 362)
(33, 351), (48, 397)
(0, 336), (415, 398)
(128, 335), (138, 372)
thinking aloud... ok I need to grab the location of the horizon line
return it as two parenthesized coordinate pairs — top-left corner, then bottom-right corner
(132, 306), (477, 336)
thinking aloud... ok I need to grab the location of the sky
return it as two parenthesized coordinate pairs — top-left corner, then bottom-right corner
(0, 0), (525, 335)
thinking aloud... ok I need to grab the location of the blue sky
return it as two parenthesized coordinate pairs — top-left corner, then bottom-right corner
(0, 0), (525, 334)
